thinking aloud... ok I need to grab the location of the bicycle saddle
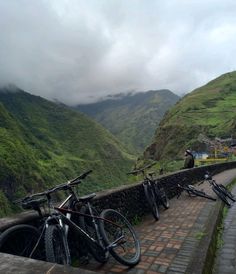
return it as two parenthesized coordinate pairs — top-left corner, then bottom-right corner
(79, 193), (96, 202)
(21, 198), (47, 210)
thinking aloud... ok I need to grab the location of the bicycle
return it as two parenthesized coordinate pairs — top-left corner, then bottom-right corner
(128, 163), (169, 221)
(177, 184), (216, 201)
(199, 171), (235, 207)
(0, 170), (141, 267)
(0, 196), (47, 260)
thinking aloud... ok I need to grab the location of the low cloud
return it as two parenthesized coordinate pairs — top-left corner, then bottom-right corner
(0, 0), (236, 104)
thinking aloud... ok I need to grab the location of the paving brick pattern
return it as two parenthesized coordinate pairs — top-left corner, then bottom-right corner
(213, 184), (236, 274)
(80, 169), (236, 274)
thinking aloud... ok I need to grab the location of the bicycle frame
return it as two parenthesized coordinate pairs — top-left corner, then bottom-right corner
(54, 205), (125, 252)
(43, 185), (125, 255)
(21, 170), (127, 259)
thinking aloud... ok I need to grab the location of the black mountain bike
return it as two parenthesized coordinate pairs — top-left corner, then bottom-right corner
(128, 163), (169, 221)
(0, 170), (141, 267)
(177, 184), (216, 201)
(199, 171), (235, 207)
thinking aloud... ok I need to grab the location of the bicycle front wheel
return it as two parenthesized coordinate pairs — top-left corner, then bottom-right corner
(45, 224), (71, 265)
(157, 187), (170, 209)
(0, 224), (42, 259)
(218, 184), (235, 202)
(99, 209), (141, 267)
(79, 205), (109, 263)
(143, 183), (159, 220)
(213, 186), (231, 207)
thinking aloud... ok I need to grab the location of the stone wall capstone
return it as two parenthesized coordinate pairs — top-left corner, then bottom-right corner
(1, 161), (236, 231)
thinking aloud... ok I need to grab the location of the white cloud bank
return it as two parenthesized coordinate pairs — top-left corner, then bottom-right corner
(0, 0), (236, 104)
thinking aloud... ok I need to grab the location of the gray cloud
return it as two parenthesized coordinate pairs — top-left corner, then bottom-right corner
(0, 0), (236, 104)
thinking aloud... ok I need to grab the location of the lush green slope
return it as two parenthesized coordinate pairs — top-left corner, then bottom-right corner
(0, 87), (135, 216)
(76, 90), (179, 154)
(144, 71), (236, 160)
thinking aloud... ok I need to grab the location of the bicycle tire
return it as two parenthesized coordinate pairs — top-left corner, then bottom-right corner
(191, 189), (216, 201)
(157, 186), (169, 209)
(79, 205), (109, 263)
(99, 209), (141, 267)
(0, 224), (42, 259)
(143, 183), (159, 221)
(45, 224), (71, 265)
(213, 186), (231, 206)
(218, 184), (236, 202)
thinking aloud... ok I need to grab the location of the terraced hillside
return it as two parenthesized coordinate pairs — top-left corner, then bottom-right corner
(144, 71), (236, 160)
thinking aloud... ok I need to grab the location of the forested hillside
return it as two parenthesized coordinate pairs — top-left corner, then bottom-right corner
(0, 87), (135, 216)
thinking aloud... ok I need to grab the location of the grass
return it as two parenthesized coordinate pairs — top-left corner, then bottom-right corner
(216, 206), (229, 249)
(195, 231), (208, 240)
(130, 214), (142, 226)
(215, 179), (236, 250)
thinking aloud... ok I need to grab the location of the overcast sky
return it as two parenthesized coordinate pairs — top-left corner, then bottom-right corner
(0, 0), (236, 104)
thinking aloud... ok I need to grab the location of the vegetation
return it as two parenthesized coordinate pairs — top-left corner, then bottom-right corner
(144, 71), (236, 161)
(0, 87), (135, 215)
(76, 90), (179, 154)
(215, 179), (236, 250)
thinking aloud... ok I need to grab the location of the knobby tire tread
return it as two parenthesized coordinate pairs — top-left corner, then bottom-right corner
(45, 224), (71, 265)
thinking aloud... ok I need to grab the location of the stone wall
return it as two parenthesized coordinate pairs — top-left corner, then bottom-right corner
(1, 161), (236, 231)
(92, 161), (236, 219)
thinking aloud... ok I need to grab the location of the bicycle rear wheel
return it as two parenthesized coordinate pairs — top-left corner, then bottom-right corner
(79, 205), (109, 263)
(45, 224), (71, 265)
(213, 186), (231, 206)
(0, 224), (43, 259)
(99, 209), (141, 267)
(143, 183), (159, 220)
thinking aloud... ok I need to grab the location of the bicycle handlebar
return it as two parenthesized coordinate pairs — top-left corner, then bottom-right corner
(70, 169), (92, 184)
(14, 170), (93, 204)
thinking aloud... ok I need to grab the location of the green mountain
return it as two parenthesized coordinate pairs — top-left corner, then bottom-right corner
(144, 71), (236, 160)
(0, 87), (135, 216)
(76, 90), (179, 154)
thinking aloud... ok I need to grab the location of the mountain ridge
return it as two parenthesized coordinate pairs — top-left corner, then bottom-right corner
(76, 89), (180, 154)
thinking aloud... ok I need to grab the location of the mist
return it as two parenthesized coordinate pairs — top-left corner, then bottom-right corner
(0, 0), (236, 104)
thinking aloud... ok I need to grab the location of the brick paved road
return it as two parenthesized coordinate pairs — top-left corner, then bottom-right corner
(80, 169), (236, 274)
(213, 184), (236, 274)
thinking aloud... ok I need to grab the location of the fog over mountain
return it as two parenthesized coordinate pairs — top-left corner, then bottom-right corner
(0, 0), (236, 104)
